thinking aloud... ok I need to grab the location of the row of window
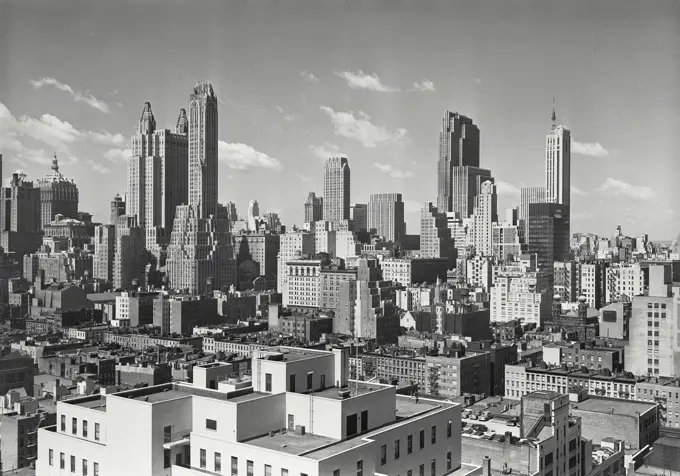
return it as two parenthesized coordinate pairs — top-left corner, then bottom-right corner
(60, 415), (100, 441)
(48, 450), (99, 476)
(379, 421), (453, 466)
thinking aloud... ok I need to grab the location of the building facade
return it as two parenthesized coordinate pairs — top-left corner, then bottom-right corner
(323, 157), (350, 225)
(36, 155), (79, 230)
(367, 193), (405, 242)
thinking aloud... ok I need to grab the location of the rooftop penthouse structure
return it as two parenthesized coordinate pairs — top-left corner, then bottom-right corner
(37, 346), (467, 476)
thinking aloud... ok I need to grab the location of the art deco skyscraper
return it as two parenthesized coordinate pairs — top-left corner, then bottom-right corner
(546, 102), (571, 206)
(36, 154), (79, 229)
(188, 83), (219, 219)
(323, 157), (350, 224)
(420, 202), (455, 267)
(304, 192), (323, 223)
(470, 180), (498, 257)
(367, 193), (405, 242)
(166, 82), (235, 295)
(436, 111), (491, 217)
(247, 200), (260, 231)
(127, 102), (188, 249)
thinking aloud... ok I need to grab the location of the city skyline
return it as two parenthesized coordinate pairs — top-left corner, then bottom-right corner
(1, 0), (679, 239)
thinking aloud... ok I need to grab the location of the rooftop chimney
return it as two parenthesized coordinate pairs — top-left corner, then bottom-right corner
(482, 456), (491, 476)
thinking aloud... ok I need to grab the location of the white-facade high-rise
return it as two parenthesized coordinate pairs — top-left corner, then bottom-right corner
(367, 193), (405, 242)
(247, 199), (259, 231)
(166, 82), (235, 295)
(470, 180), (497, 257)
(322, 157), (350, 225)
(545, 103), (571, 206)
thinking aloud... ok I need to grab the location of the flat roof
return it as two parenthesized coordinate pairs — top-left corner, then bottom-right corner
(69, 396), (107, 412)
(313, 383), (387, 401)
(130, 389), (188, 404)
(573, 397), (656, 416)
(260, 347), (328, 363)
(246, 430), (336, 455)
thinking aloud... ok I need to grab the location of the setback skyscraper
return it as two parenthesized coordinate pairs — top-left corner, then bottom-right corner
(36, 154), (79, 229)
(471, 180), (498, 257)
(367, 193), (405, 243)
(166, 82), (235, 294)
(323, 157), (350, 225)
(546, 102), (571, 206)
(437, 111), (489, 216)
(304, 192), (323, 223)
(520, 186), (546, 239)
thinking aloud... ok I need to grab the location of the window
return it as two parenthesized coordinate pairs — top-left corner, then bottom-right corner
(49, 449), (54, 466)
(361, 410), (368, 432)
(60, 453), (65, 469)
(282, 470), (289, 476)
(357, 460), (363, 476)
(333, 471), (340, 476)
(94, 462), (99, 476)
(72, 417), (77, 435)
(381, 444), (387, 465)
(347, 413), (358, 436)
(200, 449), (207, 469)
(247, 460), (254, 476)
(447, 419), (452, 438)
(307, 371), (313, 390)
(83, 459), (88, 476)
(83, 420), (88, 438)
(265, 373), (272, 392)
(165, 449), (171, 468)
(420, 464), (425, 476)
(395, 438), (400, 459)
(206, 419), (217, 430)
(266, 464), (272, 476)
(431, 425), (437, 444)
(215, 453), (222, 472)
(61, 415), (66, 432)
(447, 452), (452, 470)
(407, 434), (413, 454)
(408, 471), (412, 476)
(232, 456), (238, 475)
(431, 459), (436, 476)
(289, 374), (296, 392)
(420, 429), (425, 449)
(95, 423), (100, 441)
(71, 455), (76, 472)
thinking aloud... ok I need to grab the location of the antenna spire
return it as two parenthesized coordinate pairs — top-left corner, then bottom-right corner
(551, 97), (557, 129)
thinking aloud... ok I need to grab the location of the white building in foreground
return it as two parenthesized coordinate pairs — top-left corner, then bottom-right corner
(37, 346), (467, 476)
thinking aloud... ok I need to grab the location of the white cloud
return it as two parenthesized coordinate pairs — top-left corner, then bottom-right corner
(276, 105), (285, 114)
(320, 106), (408, 148)
(412, 79), (435, 92)
(308, 142), (345, 160)
(374, 163), (413, 179)
(336, 70), (399, 92)
(597, 177), (656, 201)
(572, 140), (610, 157)
(89, 131), (126, 146)
(18, 113), (84, 151)
(571, 185), (586, 197)
(88, 159), (111, 174)
(495, 180), (521, 197)
(103, 148), (131, 162)
(300, 71), (320, 83)
(218, 141), (282, 171)
(296, 173), (313, 183)
(473, 77), (482, 84)
(30, 77), (110, 113)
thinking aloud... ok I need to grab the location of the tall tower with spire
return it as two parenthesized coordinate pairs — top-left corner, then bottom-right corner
(166, 82), (235, 295)
(36, 153), (79, 229)
(545, 99), (571, 206)
(127, 101), (189, 251)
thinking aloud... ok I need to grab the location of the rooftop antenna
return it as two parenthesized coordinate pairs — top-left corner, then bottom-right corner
(551, 97), (557, 130)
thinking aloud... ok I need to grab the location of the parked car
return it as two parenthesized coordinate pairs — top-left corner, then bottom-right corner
(479, 411), (492, 421)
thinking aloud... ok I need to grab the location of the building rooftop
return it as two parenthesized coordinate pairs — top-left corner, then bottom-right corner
(129, 389), (188, 404)
(70, 395), (107, 412)
(86, 292), (119, 303)
(572, 397), (656, 416)
(525, 390), (561, 400)
(246, 430), (337, 455)
(258, 347), (327, 363)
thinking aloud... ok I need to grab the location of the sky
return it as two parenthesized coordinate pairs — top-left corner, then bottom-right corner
(1, 0), (679, 239)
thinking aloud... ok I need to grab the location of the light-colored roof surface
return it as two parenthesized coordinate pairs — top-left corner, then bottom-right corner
(572, 397), (656, 416)
(246, 430), (336, 455)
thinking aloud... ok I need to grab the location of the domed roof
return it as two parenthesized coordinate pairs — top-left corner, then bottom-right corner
(578, 294), (587, 303)
(553, 294), (562, 301)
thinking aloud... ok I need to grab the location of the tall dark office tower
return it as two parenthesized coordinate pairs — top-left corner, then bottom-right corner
(350, 203), (367, 232)
(188, 83), (219, 219)
(368, 193), (405, 242)
(420, 202), (455, 267)
(527, 202), (570, 274)
(323, 157), (350, 224)
(0, 172), (42, 258)
(36, 154), (79, 229)
(437, 111), (488, 216)
(304, 192), (323, 223)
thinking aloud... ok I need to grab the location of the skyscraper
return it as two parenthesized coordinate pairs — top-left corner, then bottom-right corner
(471, 180), (497, 257)
(304, 192), (323, 223)
(323, 157), (350, 224)
(349, 203), (367, 232)
(110, 194), (126, 225)
(93, 224), (115, 283)
(224, 201), (238, 224)
(367, 193), (405, 242)
(519, 186), (546, 238)
(36, 154), (79, 229)
(247, 200), (260, 231)
(437, 111), (488, 215)
(127, 102), (188, 247)
(166, 82), (235, 294)
(0, 172), (42, 258)
(527, 202), (570, 274)
(546, 102), (571, 206)
(420, 202), (455, 266)
(188, 83), (218, 219)
(113, 215), (146, 289)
